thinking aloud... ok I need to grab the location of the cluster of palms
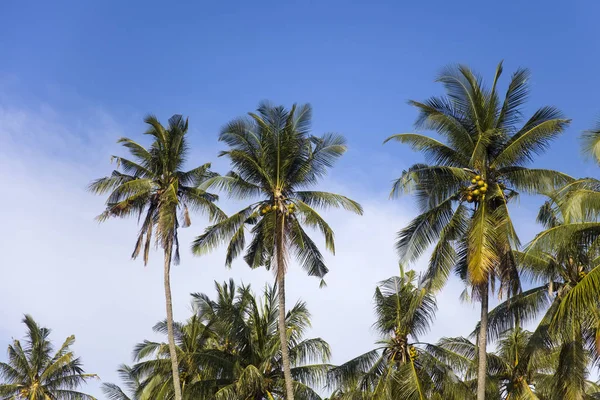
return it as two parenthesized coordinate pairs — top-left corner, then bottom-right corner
(3, 61), (600, 399)
(101, 280), (330, 400)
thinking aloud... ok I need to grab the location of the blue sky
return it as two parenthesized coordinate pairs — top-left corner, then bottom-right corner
(4, 0), (599, 185)
(1, 0), (599, 397)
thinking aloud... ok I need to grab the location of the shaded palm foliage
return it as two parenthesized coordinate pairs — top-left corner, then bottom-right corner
(434, 328), (553, 400)
(328, 268), (471, 400)
(105, 280), (330, 399)
(192, 102), (362, 399)
(484, 194), (600, 400)
(0, 315), (97, 400)
(385, 62), (571, 398)
(435, 325), (600, 400)
(90, 114), (224, 400)
(525, 122), (600, 339)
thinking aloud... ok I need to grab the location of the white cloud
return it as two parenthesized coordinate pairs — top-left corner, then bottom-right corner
(0, 101), (482, 398)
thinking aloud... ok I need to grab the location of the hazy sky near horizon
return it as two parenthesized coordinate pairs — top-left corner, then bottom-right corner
(1, 0), (600, 397)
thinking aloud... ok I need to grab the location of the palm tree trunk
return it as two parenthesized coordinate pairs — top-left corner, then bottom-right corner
(163, 245), (183, 400)
(276, 213), (294, 400)
(476, 281), (489, 400)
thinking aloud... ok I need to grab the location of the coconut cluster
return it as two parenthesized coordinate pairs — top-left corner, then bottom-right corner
(260, 203), (296, 215)
(409, 346), (418, 361)
(465, 175), (488, 203)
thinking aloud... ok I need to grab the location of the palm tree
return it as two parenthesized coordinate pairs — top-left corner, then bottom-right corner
(194, 280), (331, 399)
(484, 197), (600, 400)
(90, 114), (224, 400)
(328, 268), (471, 400)
(0, 315), (97, 399)
(192, 102), (363, 399)
(524, 121), (600, 335)
(433, 328), (556, 400)
(127, 317), (218, 399)
(385, 62), (571, 399)
(121, 280), (330, 399)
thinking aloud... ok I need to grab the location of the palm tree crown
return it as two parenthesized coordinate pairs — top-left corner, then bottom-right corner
(89, 114), (224, 264)
(328, 268), (470, 400)
(0, 315), (97, 400)
(192, 102), (362, 277)
(387, 62), (571, 290)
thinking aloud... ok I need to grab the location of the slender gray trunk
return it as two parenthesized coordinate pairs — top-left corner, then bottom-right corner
(277, 273), (294, 400)
(476, 281), (489, 400)
(164, 245), (183, 400)
(276, 212), (294, 400)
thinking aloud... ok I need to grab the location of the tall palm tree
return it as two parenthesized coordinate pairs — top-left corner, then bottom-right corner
(0, 315), (97, 399)
(192, 102), (363, 399)
(328, 267), (471, 400)
(89, 114), (224, 400)
(385, 62), (571, 399)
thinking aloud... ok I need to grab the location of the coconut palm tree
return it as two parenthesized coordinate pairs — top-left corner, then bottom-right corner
(191, 102), (363, 399)
(524, 121), (600, 337)
(385, 62), (571, 399)
(328, 267), (471, 400)
(194, 280), (331, 400)
(121, 280), (330, 399)
(483, 197), (600, 400)
(433, 327), (563, 400)
(0, 315), (97, 399)
(127, 316), (219, 399)
(89, 114), (224, 400)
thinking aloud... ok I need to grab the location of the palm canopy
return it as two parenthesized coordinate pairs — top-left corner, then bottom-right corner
(0, 315), (97, 400)
(386, 62), (572, 290)
(432, 328), (560, 400)
(483, 198), (600, 399)
(524, 122), (600, 332)
(192, 101), (363, 280)
(327, 268), (470, 400)
(89, 114), (224, 264)
(195, 280), (331, 400)
(111, 280), (330, 400)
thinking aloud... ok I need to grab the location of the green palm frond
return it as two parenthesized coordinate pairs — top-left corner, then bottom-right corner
(0, 315), (97, 399)
(492, 107), (570, 168)
(295, 191), (363, 214)
(383, 133), (468, 166)
(395, 196), (455, 263)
